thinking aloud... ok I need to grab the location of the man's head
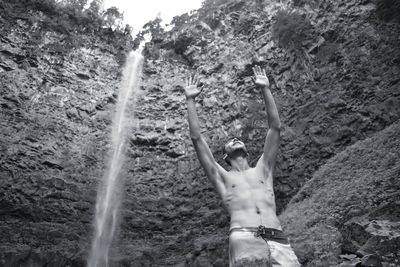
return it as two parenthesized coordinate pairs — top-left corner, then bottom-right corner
(223, 137), (248, 165)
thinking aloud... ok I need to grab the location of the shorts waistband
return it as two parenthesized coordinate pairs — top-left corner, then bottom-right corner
(229, 226), (283, 234)
(229, 226), (289, 244)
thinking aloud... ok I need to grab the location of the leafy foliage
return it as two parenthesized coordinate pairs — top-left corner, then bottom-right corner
(170, 13), (191, 29)
(62, 0), (88, 10)
(102, 6), (124, 30)
(197, 0), (234, 30)
(1, 0), (129, 36)
(133, 17), (167, 56)
(201, 0), (230, 9)
(0, 0), (133, 61)
(142, 17), (164, 41)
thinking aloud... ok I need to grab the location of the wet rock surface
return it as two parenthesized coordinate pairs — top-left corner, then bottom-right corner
(1, 0), (400, 266)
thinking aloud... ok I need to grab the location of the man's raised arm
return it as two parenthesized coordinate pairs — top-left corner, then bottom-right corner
(253, 66), (281, 171)
(184, 75), (226, 195)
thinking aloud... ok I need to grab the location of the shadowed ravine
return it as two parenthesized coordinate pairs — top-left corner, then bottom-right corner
(88, 51), (143, 267)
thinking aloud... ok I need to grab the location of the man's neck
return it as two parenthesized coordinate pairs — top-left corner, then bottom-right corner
(230, 156), (250, 172)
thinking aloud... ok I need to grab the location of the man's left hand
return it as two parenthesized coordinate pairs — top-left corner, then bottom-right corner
(252, 66), (270, 88)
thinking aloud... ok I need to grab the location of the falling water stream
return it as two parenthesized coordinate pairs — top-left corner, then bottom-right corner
(88, 51), (143, 267)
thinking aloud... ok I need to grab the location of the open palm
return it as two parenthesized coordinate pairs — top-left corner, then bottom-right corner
(252, 66), (270, 88)
(184, 75), (202, 99)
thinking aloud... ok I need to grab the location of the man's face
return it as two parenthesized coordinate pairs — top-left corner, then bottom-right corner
(224, 137), (247, 157)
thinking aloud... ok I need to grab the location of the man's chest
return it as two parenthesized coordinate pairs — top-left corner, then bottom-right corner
(222, 168), (275, 207)
(224, 168), (272, 192)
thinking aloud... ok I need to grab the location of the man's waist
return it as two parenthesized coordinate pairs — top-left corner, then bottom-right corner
(229, 215), (282, 232)
(229, 225), (289, 244)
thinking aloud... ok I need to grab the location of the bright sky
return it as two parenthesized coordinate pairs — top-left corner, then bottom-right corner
(104, 0), (204, 34)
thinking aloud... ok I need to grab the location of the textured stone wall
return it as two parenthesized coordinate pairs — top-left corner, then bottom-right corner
(0, 0), (399, 266)
(0, 10), (123, 266)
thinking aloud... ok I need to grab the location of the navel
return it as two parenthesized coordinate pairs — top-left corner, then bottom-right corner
(232, 184), (236, 188)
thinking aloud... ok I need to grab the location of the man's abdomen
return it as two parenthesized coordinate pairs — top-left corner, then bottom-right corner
(225, 187), (282, 230)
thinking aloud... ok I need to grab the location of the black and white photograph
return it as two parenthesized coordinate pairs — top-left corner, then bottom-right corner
(0, 0), (399, 266)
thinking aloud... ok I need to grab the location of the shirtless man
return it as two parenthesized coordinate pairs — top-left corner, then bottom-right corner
(183, 66), (301, 266)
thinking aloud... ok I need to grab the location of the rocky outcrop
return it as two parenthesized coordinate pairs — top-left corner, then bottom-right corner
(280, 121), (400, 266)
(341, 212), (400, 266)
(1, 0), (400, 266)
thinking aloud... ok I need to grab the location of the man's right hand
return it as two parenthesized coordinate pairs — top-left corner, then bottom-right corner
(184, 74), (202, 99)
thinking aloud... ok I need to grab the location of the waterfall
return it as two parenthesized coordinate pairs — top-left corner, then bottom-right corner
(88, 51), (143, 267)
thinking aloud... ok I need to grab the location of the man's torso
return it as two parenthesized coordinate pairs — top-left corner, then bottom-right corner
(219, 165), (282, 230)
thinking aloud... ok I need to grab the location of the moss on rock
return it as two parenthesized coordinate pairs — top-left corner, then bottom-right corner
(280, 121), (400, 266)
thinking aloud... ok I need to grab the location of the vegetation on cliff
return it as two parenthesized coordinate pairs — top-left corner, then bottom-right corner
(280, 121), (400, 266)
(0, 0), (132, 63)
(1, 0), (399, 266)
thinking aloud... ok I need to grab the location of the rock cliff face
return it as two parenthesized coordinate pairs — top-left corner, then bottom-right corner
(0, 1), (130, 265)
(280, 121), (400, 266)
(1, 0), (399, 266)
